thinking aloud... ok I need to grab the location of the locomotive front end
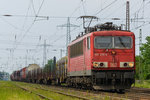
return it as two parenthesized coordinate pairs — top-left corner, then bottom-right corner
(92, 31), (135, 91)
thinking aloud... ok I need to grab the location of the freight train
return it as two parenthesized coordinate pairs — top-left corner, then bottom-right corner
(11, 22), (135, 92)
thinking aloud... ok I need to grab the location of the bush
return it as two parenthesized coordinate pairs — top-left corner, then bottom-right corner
(145, 73), (150, 80)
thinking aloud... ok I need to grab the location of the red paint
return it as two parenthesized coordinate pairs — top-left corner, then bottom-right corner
(20, 67), (27, 80)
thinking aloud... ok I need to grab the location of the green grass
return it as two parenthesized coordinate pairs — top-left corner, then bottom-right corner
(1, 81), (133, 100)
(0, 81), (41, 100)
(135, 80), (150, 88)
(18, 82), (127, 100)
(0, 81), (81, 100)
(18, 82), (81, 100)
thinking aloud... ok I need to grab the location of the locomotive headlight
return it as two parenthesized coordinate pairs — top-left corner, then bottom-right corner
(120, 62), (134, 68)
(129, 62), (134, 67)
(93, 62), (99, 67)
(93, 62), (108, 68)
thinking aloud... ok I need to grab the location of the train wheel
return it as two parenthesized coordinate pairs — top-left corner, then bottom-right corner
(66, 78), (71, 87)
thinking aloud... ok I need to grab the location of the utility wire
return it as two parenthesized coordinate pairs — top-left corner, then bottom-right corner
(69, 1), (83, 17)
(9, 0), (46, 70)
(131, 21), (150, 31)
(13, 0), (32, 51)
(131, 0), (150, 17)
(36, 0), (45, 16)
(31, 0), (36, 15)
(50, 23), (82, 44)
(31, 35), (42, 58)
(25, 0), (46, 62)
(131, 0), (150, 31)
(94, 0), (118, 15)
(81, 0), (87, 15)
(104, 2), (126, 19)
(0, 17), (20, 30)
(13, 0), (46, 50)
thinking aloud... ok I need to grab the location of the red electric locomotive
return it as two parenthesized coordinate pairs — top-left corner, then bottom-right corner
(67, 22), (135, 91)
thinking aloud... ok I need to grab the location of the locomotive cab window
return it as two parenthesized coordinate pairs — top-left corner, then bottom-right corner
(94, 36), (112, 49)
(114, 36), (132, 48)
(94, 36), (132, 49)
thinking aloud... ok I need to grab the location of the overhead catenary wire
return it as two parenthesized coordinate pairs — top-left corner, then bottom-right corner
(81, 0), (87, 15)
(104, 2), (126, 19)
(130, 0), (150, 31)
(12, 0), (32, 51)
(31, 0), (36, 15)
(94, 0), (118, 15)
(36, 0), (45, 17)
(13, 0), (46, 50)
(69, 0), (85, 17)
(0, 16), (21, 30)
(6, 0), (46, 70)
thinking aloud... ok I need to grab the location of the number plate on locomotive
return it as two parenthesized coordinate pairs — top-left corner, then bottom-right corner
(110, 63), (117, 67)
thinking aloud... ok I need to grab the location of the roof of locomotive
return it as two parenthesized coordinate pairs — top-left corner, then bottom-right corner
(93, 30), (134, 36)
(68, 30), (134, 46)
(68, 22), (135, 46)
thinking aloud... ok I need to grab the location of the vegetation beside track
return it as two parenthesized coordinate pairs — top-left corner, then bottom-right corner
(16, 82), (128, 100)
(2, 81), (150, 100)
(15, 82), (82, 100)
(135, 36), (150, 80)
(0, 81), (85, 100)
(135, 80), (150, 88)
(0, 81), (41, 100)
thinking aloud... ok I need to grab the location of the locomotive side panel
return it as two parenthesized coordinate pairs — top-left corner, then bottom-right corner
(68, 34), (93, 77)
(68, 40), (85, 76)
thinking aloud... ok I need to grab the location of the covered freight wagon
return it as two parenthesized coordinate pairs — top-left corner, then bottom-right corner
(26, 64), (40, 82)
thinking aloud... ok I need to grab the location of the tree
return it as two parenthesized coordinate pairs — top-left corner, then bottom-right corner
(44, 59), (53, 72)
(43, 57), (56, 73)
(140, 36), (150, 64)
(139, 36), (150, 79)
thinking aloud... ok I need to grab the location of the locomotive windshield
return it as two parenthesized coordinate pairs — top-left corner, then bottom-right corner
(95, 36), (112, 48)
(114, 37), (132, 48)
(94, 36), (132, 49)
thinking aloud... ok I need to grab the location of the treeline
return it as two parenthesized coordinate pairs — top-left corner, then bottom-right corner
(135, 36), (150, 80)
(0, 71), (9, 80)
(44, 57), (56, 72)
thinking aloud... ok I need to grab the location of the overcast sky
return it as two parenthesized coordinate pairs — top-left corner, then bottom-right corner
(0, 0), (149, 73)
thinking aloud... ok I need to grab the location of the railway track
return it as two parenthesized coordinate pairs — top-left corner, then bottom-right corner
(35, 84), (150, 100)
(15, 82), (93, 100)
(127, 87), (150, 99)
(28, 84), (92, 100)
(15, 82), (150, 100)
(26, 83), (130, 100)
(14, 83), (53, 100)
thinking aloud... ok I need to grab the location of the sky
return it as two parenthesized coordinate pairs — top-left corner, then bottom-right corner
(0, 0), (149, 74)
